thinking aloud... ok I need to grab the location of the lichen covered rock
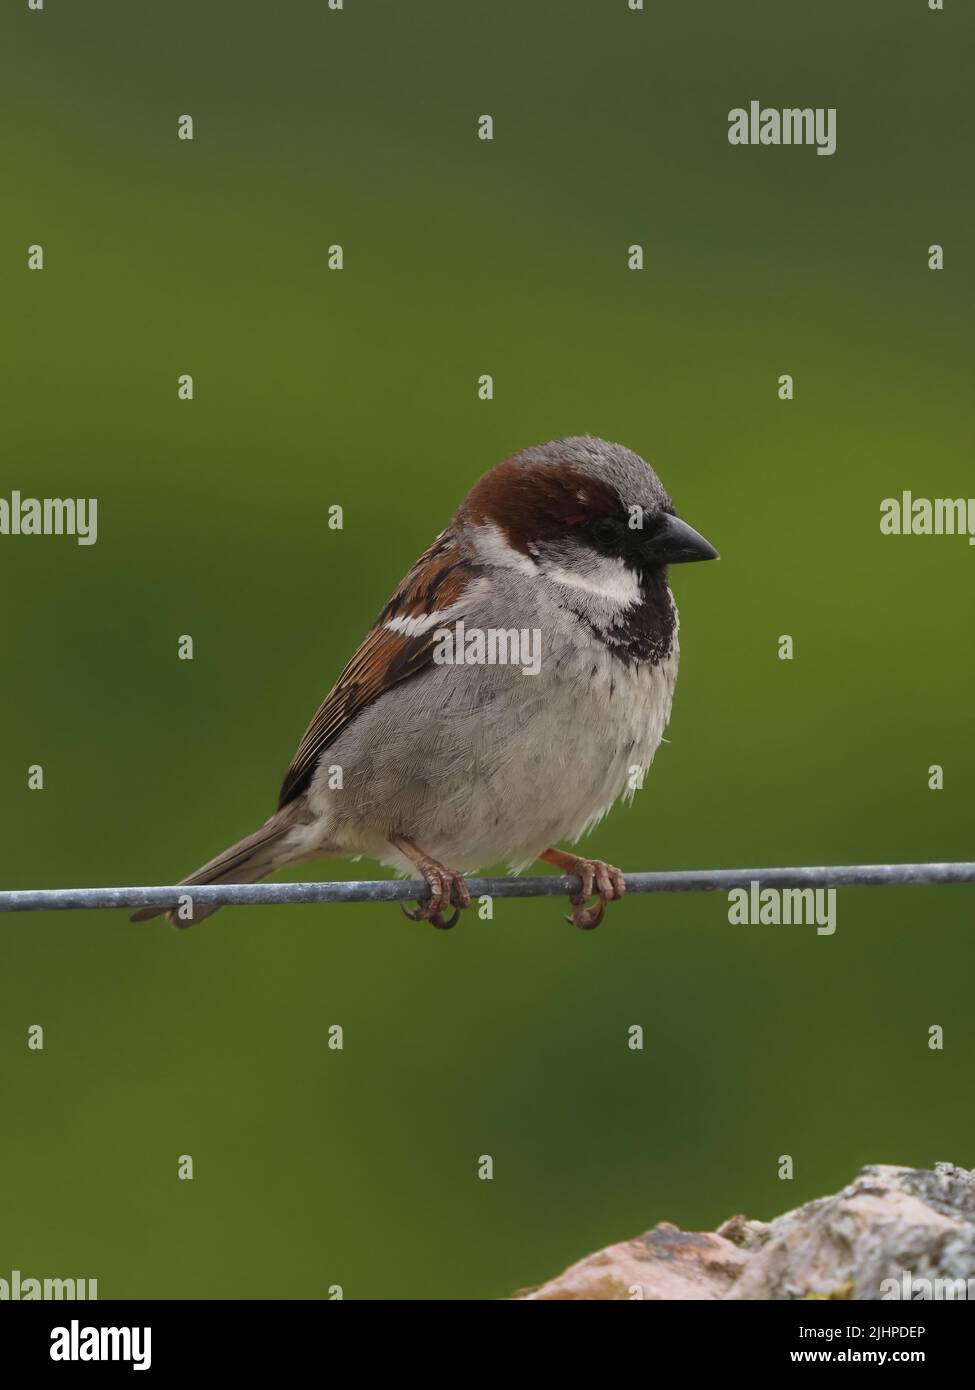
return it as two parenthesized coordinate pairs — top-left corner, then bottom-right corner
(514, 1163), (975, 1300)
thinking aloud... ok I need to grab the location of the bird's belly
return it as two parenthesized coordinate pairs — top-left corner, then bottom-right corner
(471, 640), (679, 869)
(315, 633), (679, 875)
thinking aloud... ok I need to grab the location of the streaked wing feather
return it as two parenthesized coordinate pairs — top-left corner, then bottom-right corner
(278, 532), (473, 807)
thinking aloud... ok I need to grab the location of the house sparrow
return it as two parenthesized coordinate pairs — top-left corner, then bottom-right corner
(133, 436), (717, 931)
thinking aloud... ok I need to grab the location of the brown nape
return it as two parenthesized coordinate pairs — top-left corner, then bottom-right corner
(460, 458), (621, 554)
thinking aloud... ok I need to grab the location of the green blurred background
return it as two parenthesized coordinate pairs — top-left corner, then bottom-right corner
(1, 0), (972, 1299)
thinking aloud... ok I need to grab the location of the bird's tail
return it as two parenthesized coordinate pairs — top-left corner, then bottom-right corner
(130, 805), (315, 928)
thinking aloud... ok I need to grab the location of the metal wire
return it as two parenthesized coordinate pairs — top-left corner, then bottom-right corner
(0, 862), (973, 914)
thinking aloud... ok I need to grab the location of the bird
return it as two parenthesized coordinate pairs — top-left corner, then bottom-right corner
(132, 436), (717, 931)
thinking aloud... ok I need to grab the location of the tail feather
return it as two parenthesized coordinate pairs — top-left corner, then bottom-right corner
(130, 806), (311, 927)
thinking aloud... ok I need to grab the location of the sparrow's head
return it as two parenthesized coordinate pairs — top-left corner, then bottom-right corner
(457, 435), (717, 595)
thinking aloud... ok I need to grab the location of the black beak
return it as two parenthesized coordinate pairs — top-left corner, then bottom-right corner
(642, 512), (719, 566)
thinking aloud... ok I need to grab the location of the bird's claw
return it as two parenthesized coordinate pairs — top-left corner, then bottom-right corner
(564, 859), (627, 931)
(400, 900), (461, 930)
(400, 865), (471, 931)
(566, 898), (607, 930)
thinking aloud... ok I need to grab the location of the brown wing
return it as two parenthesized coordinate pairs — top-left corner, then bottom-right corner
(278, 532), (474, 807)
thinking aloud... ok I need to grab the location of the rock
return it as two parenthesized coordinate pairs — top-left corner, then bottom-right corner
(513, 1163), (975, 1300)
(513, 1223), (748, 1301)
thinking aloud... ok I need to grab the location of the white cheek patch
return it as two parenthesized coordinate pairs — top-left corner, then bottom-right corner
(470, 521), (538, 575)
(544, 556), (642, 606)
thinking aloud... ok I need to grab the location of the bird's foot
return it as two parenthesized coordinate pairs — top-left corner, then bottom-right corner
(540, 848), (626, 930)
(390, 836), (471, 930)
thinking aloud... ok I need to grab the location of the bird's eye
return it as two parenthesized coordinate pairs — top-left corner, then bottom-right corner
(588, 517), (622, 548)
